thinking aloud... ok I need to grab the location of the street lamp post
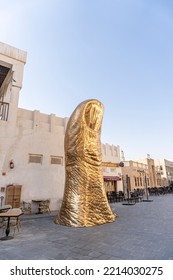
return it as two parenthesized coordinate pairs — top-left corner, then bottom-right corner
(122, 174), (135, 206)
(143, 172), (153, 202)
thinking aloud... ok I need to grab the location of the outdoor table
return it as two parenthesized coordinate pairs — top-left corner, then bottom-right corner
(0, 205), (12, 213)
(0, 208), (23, 240)
(32, 199), (44, 214)
(122, 197), (136, 205)
(132, 196), (143, 203)
(137, 195), (143, 202)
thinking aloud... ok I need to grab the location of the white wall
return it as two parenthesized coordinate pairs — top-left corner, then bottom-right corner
(0, 109), (123, 210)
(102, 143), (123, 191)
(0, 108), (67, 210)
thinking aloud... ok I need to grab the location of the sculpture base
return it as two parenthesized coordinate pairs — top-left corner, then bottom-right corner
(0, 236), (14, 241)
(55, 212), (116, 227)
(122, 202), (135, 206)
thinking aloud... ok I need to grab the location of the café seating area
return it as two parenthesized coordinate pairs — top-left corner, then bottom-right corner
(0, 198), (51, 239)
(106, 185), (173, 204)
(0, 198), (51, 240)
(0, 207), (23, 239)
(38, 199), (51, 214)
(1, 208), (22, 237)
(21, 199), (51, 214)
(0, 199), (51, 216)
(148, 185), (173, 195)
(107, 191), (125, 203)
(106, 189), (144, 204)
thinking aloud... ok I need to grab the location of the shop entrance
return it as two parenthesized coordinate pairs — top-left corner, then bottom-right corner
(104, 180), (117, 193)
(5, 184), (22, 208)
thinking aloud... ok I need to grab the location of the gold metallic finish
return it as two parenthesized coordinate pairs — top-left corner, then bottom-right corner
(55, 99), (116, 227)
(102, 162), (118, 167)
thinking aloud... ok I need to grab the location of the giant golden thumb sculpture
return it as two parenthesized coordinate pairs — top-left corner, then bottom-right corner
(55, 99), (116, 227)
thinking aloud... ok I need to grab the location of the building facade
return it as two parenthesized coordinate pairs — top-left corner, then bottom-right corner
(122, 157), (164, 195)
(137, 157), (157, 187)
(154, 159), (173, 186)
(122, 160), (149, 194)
(102, 144), (124, 193)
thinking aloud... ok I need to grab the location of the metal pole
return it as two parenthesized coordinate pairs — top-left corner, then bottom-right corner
(126, 175), (129, 202)
(145, 175), (149, 200)
(122, 175), (135, 205)
(143, 172), (153, 202)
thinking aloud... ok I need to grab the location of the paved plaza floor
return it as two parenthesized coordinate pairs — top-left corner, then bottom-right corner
(0, 194), (173, 260)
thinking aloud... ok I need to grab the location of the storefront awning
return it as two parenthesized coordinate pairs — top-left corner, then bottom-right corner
(104, 176), (121, 181)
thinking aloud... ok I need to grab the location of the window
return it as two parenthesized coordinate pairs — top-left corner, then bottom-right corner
(134, 177), (137, 187)
(50, 156), (63, 165)
(29, 154), (43, 164)
(114, 147), (117, 155)
(0, 101), (9, 121)
(137, 177), (139, 186)
(140, 177), (142, 186)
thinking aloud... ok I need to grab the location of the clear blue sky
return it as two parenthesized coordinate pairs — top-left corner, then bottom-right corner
(1, 0), (173, 160)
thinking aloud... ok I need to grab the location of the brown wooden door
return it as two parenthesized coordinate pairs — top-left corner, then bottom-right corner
(5, 185), (22, 208)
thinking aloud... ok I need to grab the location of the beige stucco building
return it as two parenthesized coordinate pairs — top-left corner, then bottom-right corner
(154, 159), (173, 186)
(122, 160), (149, 194)
(121, 156), (173, 195)
(137, 157), (157, 187)
(0, 42), (124, 211)
(102, 145), (124, 193)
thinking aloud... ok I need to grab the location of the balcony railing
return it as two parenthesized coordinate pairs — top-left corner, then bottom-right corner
(0, 101), (9, 121)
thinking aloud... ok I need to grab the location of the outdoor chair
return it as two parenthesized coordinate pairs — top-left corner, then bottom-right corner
(130, 192), (143, 202)
(0, 196), (4, 207)
(114, 191), (124, 202)
(38, 200), (51, 214)
(21, 201), (32, 214)
(106, 192), (112, 203)
(107, 191), (116, 203)
(1, 208), (22, 237)
(118, 191), (124, 202)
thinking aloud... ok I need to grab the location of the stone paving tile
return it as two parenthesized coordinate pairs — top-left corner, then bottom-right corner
(0, 195), (173, 260)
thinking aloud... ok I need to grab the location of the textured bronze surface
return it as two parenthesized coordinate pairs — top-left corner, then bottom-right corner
(55, 99), (116, 227)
